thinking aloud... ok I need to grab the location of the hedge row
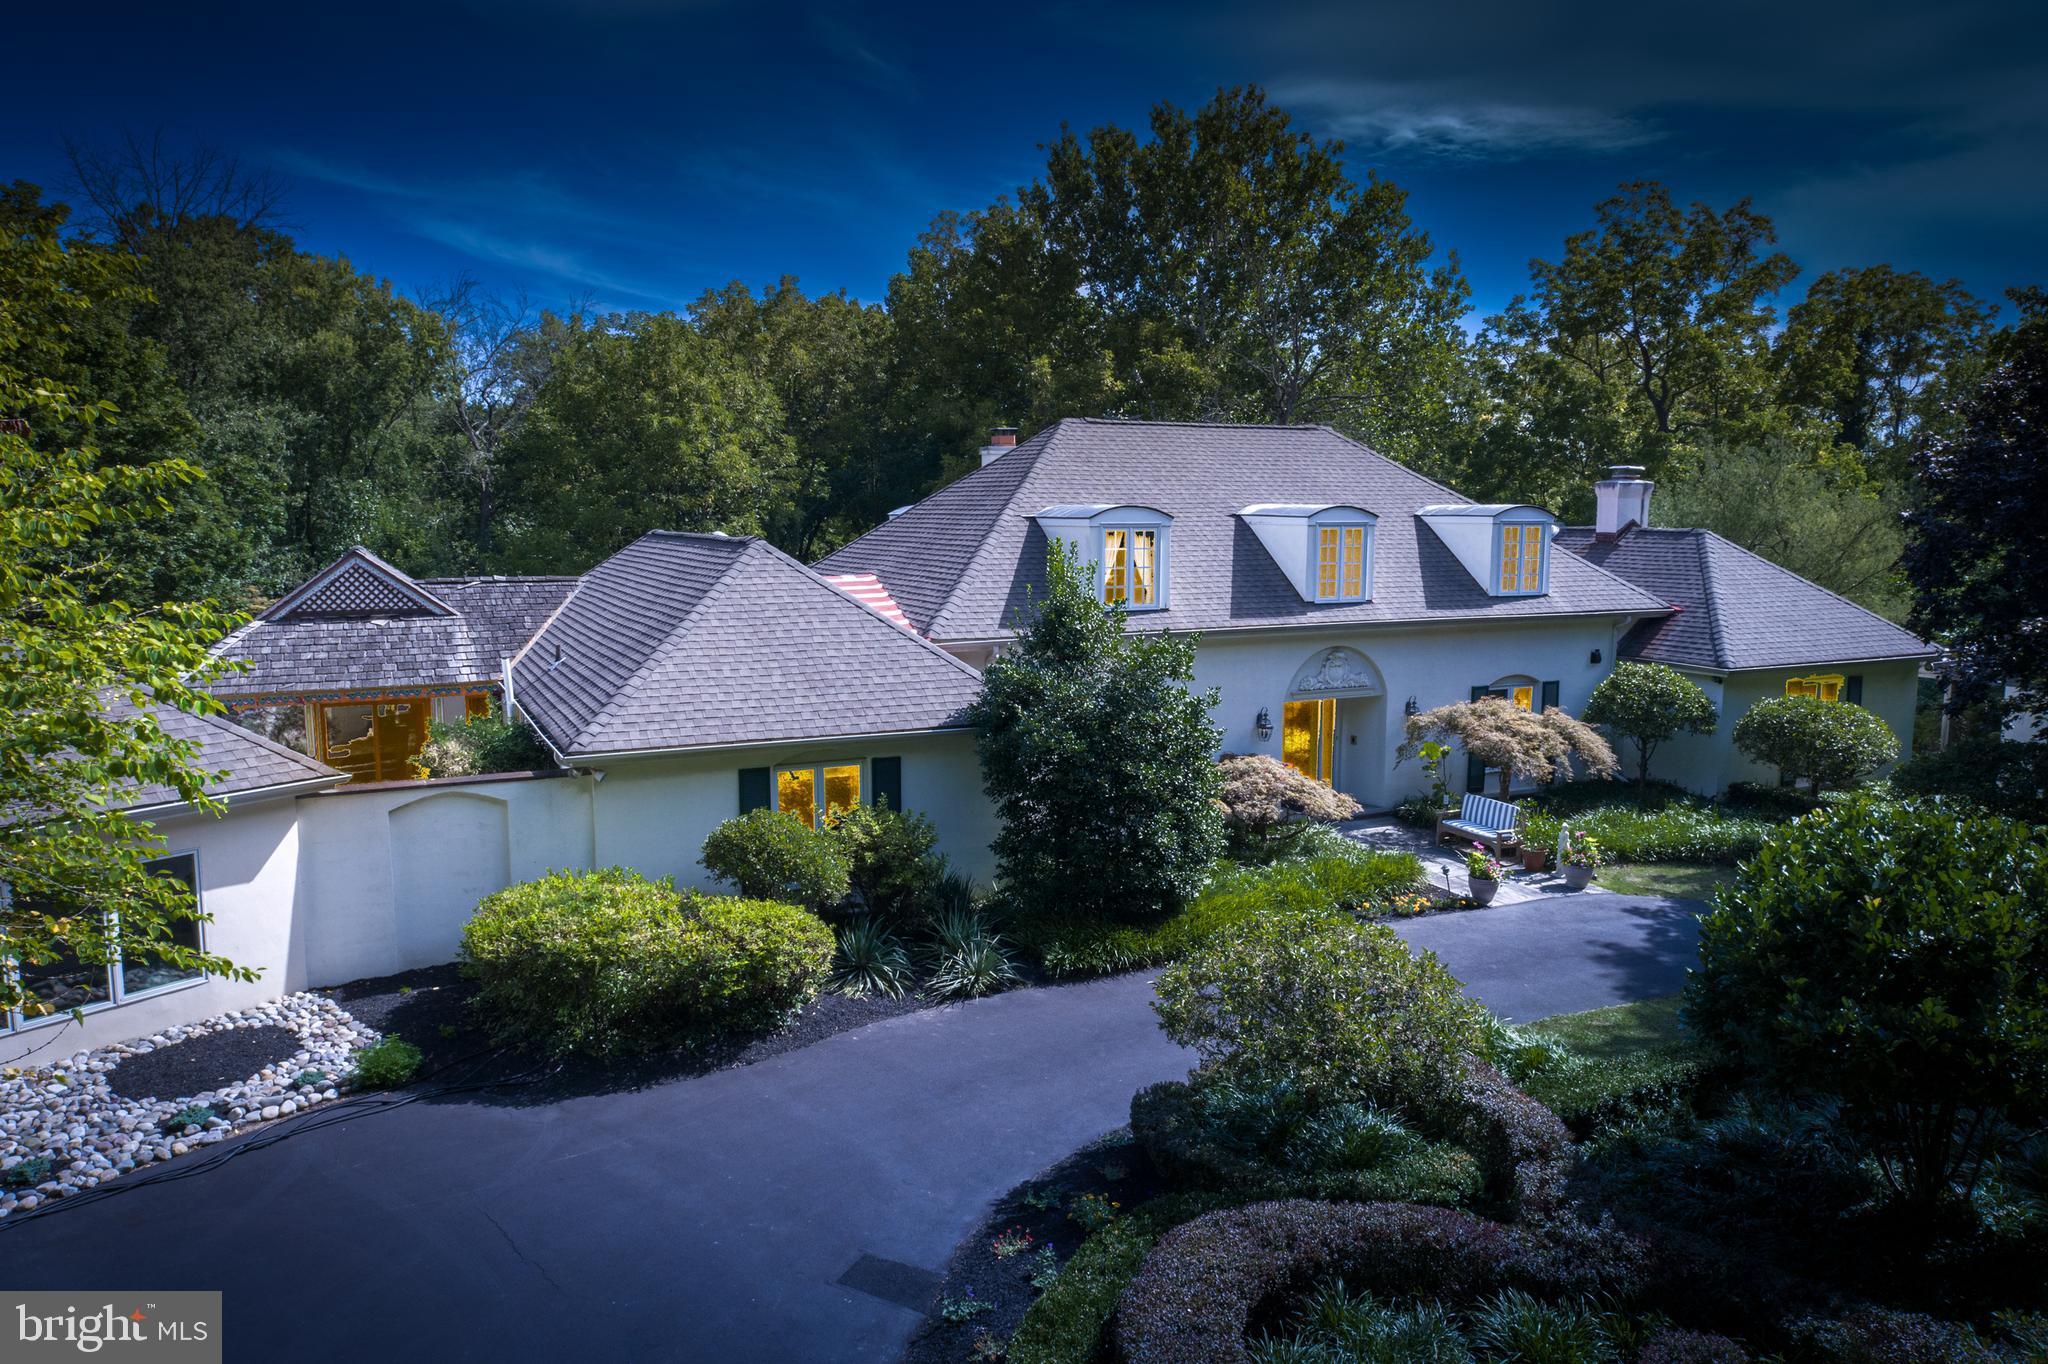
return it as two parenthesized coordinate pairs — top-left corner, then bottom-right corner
(1010, 850), (1426, 978)
(1113, 1199), (1643, 1364)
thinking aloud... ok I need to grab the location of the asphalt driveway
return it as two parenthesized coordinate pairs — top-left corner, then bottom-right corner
(0, 893), (1700, 1362)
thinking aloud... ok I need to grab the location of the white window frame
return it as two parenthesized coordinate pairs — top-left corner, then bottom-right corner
(3, 849), (208, 1033)
(1492, 518), (1551, 596)
(1308, 515), (1375, 602)
(1100, 524), (1168, 611)
(773, 760), (868, 828)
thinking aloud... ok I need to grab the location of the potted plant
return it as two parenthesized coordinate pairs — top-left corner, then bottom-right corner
(1464, 843), (1504, 905)
(1519, 812), (1560, 872)
(1561, 830), (1604, 890)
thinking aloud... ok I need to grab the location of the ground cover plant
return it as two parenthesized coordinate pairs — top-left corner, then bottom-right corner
(1521, 779), (1782, 865)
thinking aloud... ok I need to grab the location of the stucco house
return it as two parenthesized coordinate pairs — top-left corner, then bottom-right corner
(819, 419), (1926, 802)
(13, 417), (1932, 1053)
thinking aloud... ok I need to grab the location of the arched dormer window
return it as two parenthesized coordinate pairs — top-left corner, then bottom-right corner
(1416, 504), (1556, 598)
(1236, 504), (1378, 603)
(1032, 505), (1174, 611)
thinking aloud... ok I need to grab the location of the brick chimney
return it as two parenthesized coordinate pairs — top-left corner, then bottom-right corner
(980, 426), (1019, 467)
(1594, 465), (1652, 539)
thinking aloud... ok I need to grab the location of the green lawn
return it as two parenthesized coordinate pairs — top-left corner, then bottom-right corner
(1594, 862), (1735, 902)
(1522, 993), (1688, 1056)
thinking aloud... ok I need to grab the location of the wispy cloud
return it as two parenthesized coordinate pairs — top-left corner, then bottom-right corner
(410, 218), (682, 305)
(1274, 80), (1661, 159)
(811, 12), (909, 89)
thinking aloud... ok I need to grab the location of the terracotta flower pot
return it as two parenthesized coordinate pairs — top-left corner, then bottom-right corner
(1468, 876), (1499, 905)
(1563, 864), (1593, 891)
(1521, 846), (1548, 872)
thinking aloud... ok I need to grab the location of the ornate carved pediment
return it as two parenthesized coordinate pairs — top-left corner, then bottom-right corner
(1291, 647), (1383, 697)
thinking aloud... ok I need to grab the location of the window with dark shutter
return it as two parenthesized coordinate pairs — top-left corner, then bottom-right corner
(738, 767), (770, 813)
(870, 756), (903, 812)
(1541, 680), (1560, 710)
(1845, 675), (1864, 705)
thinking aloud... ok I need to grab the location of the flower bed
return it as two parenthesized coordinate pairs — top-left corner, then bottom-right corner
(0, 993), (377, 1216)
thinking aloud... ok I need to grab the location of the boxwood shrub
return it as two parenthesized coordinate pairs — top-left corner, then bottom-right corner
(699, 809), (850, 911)
(460, 868), (834, 1057)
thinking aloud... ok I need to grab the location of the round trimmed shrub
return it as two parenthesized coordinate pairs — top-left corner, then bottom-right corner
(1153, 914), (1485, 1114)
(460, 868), (834, 1057)
(1583, 660), (1719, 786)
(699, 808), (850, 911)
(1730, 695), (1899, 793)
(823, 801), (942, 922)
(1689, 797), (2048, 1214)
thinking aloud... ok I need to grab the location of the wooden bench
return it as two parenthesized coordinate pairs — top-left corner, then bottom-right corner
(1436, 793), (1521, 856)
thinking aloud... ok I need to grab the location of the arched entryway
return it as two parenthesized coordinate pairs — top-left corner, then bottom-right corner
(1283, 647), (1390, 809)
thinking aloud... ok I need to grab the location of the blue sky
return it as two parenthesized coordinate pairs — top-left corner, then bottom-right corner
(7, 0), (2042, 322)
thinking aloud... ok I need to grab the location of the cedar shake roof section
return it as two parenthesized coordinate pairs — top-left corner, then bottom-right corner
(816, 418), (1671, 638)
(1554, 525), (1936, 672)
(211, 574), (577, 698)
(514, 531), (984, 758)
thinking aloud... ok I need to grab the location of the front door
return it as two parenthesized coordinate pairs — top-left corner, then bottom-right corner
(1282, 698), (1337, 785)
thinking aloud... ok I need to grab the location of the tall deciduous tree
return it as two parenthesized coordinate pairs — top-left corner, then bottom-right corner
(1906, 287), (2048, 724)
(1774, 265), (1991, 486)
(968, 540), (1224, 922)
(1471, 182), (1798, 511)
(494, 315), (794, 572)
(1, 239), (253, 1027)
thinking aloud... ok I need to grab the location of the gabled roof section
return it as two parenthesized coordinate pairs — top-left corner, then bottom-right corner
(1555, 525), (1936, 672)
(515, 532), (984, 759)
(817, 418), (1669, 638)
(263, 546), (453, 621)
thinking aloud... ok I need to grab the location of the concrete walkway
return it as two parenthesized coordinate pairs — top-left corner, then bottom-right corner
(0, 894), (1701, 1363)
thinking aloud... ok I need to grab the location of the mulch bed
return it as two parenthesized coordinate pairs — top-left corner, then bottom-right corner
(105, 1024), (305, 1102)
(900, 1131), (1165, 1364)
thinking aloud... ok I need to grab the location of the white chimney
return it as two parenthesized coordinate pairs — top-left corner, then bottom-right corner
(979, 426), (1019, 467)
(1594, 465), (1652, 538)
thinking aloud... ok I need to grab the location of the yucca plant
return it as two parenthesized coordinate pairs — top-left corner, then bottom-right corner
(831, 920), (912, 999)
(924, 911), (1020, 999)
(1467, 1289), (1617, 1364)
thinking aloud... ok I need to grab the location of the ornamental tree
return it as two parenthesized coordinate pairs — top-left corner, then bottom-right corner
(1397, 696), (1617, 800)
(1581, 661), (1718, 786)
(969, 539), (1224, 922)
(2, 253), (251, 1028)
(1688, 797), (2048, 1216)
(1731, 695), (1899, 794)
(1214, 753), (1362, 858)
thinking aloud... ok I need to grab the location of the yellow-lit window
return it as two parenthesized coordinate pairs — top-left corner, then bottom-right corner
(1282, 698), (1337, 784)
(1500, 523), (1544, 592)
(1129, 529), (1156, 606)
(777, 763), (863, 828)
(1511, 685), (1534, 710)
(777, 768), (818, 826)
(1103, 527), (1159, 606)
(1786, 674), (1844, 702)
(1103, 529), (1128, 604)
(1315, 524), (1368, 600)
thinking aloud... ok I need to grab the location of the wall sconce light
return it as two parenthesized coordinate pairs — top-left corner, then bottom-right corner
(1590, 648), (1603, 665)
(1403, 695), (1419, 717)
(1255, 707), (1274, 741)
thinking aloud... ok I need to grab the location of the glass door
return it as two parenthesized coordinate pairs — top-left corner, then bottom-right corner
(1282, 698), (1337, 784)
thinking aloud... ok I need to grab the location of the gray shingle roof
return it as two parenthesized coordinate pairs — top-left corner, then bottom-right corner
(514, 532), (985, 758)
(1554, 526), (1935, 672)
(816, 419), (1671, 638)
(106, 698), (341, 814)
(211, 572), (577, 698)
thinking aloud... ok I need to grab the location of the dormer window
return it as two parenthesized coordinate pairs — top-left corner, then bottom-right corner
(1104, 526), (1159, 607)
(1032, 505), (1173, 611)
(1238, 505), (1377, 604)
(1417, 504), (1555, 598)
(1500, 523), (1545, 593)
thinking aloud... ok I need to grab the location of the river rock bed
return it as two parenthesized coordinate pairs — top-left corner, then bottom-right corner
(0, 993), (379, 1216)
